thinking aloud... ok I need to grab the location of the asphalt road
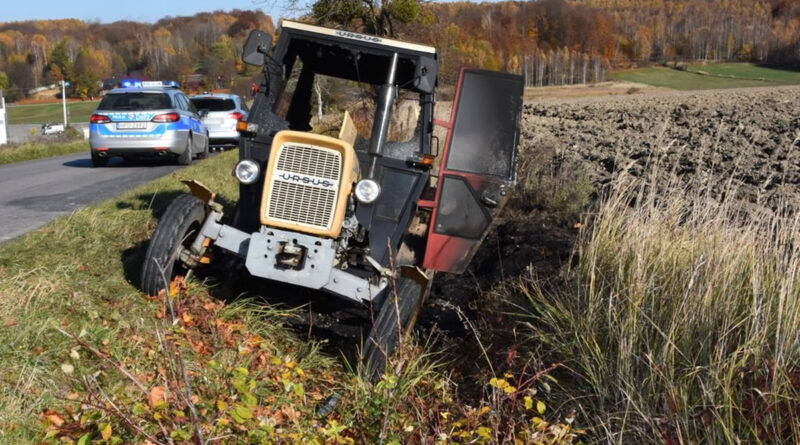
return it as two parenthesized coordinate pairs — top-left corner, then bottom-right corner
(0, 152), (185, 242)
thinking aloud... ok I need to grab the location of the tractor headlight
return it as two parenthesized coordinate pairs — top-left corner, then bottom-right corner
(234, 159), (260, 184)
(354, 179), (381, 204)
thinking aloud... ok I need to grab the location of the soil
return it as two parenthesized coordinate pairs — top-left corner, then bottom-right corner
(520, 85), (800, 209)
(424, 85), (800, 380)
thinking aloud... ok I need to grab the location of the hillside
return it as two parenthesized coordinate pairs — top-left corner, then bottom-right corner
(1, 1), (798, 102)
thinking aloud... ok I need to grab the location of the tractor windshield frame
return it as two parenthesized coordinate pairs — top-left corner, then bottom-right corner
(268, 21), (439, 156)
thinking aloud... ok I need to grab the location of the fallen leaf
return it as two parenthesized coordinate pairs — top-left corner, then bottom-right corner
(46, 413), (65, 427)
(77, 432), (91, 445)
(148, 386), (165, 409)
(101, 422), (112, 440)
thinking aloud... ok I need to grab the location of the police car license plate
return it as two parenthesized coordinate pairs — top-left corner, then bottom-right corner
(116, 122), (147, 130)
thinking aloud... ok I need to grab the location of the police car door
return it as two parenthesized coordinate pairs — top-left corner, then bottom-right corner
(423, 68), (524, 274)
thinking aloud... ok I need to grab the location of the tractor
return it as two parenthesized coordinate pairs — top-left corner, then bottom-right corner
(140, 20), (524, 376)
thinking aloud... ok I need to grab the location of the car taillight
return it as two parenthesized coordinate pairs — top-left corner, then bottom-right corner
(90, 114), (112, 124)
(152, 113), (180, 123)
(228, 111), (244, 121)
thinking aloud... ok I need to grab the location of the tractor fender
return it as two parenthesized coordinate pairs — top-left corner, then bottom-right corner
(181, 180), (217, 206)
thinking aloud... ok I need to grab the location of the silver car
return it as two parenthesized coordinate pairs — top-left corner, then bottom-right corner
(190, 94), (248, 150)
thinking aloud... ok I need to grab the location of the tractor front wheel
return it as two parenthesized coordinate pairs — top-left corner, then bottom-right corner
(140, 194), (206, 296)
(363, 269), (432, 380)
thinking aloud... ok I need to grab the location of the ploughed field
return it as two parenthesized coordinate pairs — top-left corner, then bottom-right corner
(436, 85), (800, 293)
(522, 85), (800, 208)
(424, 85), (800, 443)
(429, 83), (800, 381)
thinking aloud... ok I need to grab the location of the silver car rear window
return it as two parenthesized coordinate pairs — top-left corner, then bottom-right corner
(191, 98), (236, 112)
(99, 92), (172, 111)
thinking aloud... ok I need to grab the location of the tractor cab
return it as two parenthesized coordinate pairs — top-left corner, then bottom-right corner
(140, 21), (524, 376)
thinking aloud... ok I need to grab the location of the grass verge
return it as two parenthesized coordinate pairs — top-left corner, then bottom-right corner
(7, 101), (99, 125)
(611, 64), (800, 90)
(0, 139), (87, 165)
(519, 171), (800, 442)
(0, 151), (581, 443)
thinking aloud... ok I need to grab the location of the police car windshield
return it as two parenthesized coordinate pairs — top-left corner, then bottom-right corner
(99, 92), (172, 111)
(190, 98), (235, 112)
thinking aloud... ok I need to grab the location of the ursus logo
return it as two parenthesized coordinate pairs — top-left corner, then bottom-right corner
(335, 30), (382, 44)
(278, 173), (335, 189)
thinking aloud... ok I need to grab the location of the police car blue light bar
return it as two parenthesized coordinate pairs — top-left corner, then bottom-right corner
(120, 80), (179, 89)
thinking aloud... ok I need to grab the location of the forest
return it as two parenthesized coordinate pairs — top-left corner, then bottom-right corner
(0, 0), (798, 100)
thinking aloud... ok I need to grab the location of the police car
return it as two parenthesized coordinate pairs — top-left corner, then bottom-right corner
(89, 81), (209, 167)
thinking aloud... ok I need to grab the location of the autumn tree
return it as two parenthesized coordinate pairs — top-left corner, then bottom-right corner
(73, 47), (109, 99)
(310, 0), (421, 36)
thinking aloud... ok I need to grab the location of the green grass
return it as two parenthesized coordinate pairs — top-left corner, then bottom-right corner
(687, 62), (800, 83)
(0, 151), (579, 443)
(611, 64), (800, 90)
(0, 140), (87, 165)
(7, 101), (99, 124)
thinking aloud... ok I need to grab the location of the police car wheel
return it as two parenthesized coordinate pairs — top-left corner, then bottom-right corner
(177, 135), (193, 165)
(140, 194), (206, 296)
(363, 271), (431, 381)
(91, 152), (108, 167)
(197, 135), (209, 159)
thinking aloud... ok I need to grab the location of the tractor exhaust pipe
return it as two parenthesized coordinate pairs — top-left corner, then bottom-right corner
(367, 52), (398, 179)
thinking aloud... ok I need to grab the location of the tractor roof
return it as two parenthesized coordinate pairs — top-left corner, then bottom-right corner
(273, 21), (438, 93)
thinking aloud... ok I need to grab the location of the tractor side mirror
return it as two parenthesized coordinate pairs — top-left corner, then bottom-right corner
(242, 30), (272, 67)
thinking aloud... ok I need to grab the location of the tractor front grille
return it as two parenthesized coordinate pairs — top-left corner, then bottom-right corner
(265, 143), (342, 231)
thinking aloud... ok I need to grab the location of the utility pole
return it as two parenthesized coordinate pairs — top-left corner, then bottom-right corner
(61, 80), (69, 127)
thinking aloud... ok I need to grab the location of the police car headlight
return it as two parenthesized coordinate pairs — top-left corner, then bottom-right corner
(234, 160), (260, 184)
(354, 179), (381, 204)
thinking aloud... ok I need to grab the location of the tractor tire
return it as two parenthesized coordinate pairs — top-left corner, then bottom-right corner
(91, 152), (108, 167)
(140, 194), (206, 296)
(177, 134), (193, 166)
(363, 270), (432, 380)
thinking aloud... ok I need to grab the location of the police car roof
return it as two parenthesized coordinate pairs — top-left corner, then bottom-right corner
(190, 93), (238, 99)
(107, 87), (179, 94)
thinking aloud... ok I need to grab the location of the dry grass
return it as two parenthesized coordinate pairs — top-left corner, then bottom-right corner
(0, 139), (86, 165)
(519, 162), (800, 442)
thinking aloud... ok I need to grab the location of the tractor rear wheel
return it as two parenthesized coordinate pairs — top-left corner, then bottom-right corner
(363, 269), (432, 380)
(140, 194), (206, 296)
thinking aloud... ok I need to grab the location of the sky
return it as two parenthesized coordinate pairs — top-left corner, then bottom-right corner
(0, 0), (302, 23)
